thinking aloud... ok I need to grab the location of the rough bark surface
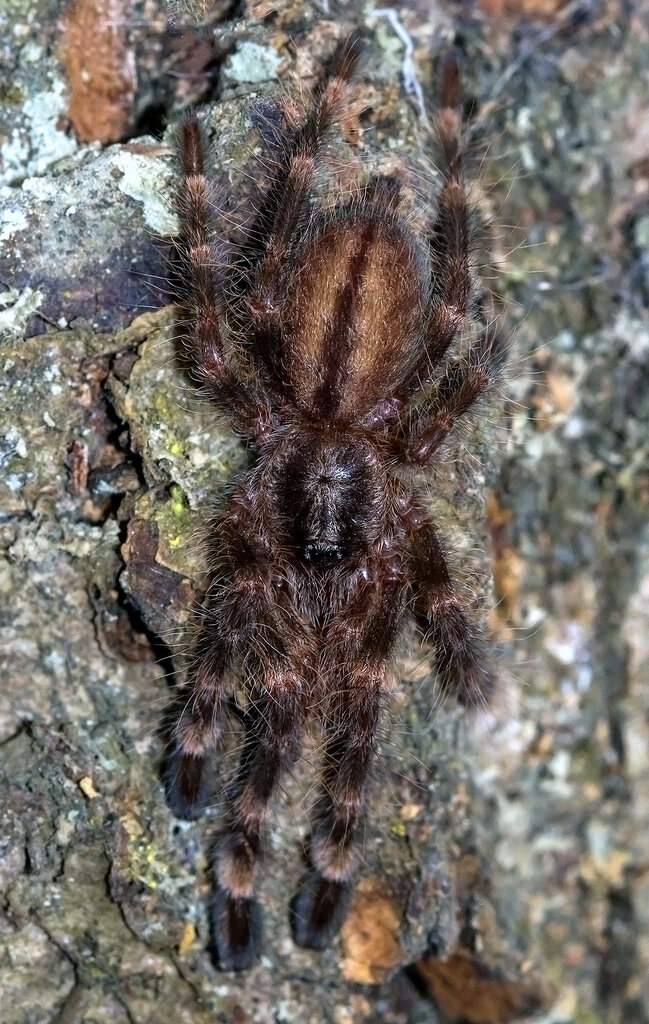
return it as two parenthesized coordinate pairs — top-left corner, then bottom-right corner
(1, 1), (648, 1023)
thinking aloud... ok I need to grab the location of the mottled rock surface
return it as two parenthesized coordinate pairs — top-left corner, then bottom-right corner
(1, 1), (648, 1023)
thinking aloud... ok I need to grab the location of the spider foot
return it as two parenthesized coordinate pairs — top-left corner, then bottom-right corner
(210, 888), (263, 970)
(452, 660), (497, 711)
(290, 870), (352, 949)
(162, 748), (210, 821)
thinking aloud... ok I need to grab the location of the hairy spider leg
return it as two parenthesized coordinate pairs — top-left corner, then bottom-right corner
(177, 115), (273, 437)
(292, 556), (406, 948)
(211, 583), (312, 970)
(395, 322), (507, 465)
(162, 479), (276, 818)
(162, 679), (227, 822)
(402, 52), (475, 394)
(405, 499), (495, 709)
(243, 37), (363, 383)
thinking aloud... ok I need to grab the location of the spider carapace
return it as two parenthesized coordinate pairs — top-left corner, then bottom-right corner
(162, 37), (505, 970)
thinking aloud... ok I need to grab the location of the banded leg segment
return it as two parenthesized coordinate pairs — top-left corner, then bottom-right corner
(177, 115), (273, 436)
(162, 675), (228, 822)
(394, 322), (507, 465)
(399, 52), (474, 396)
(211, 598), (313, 970)
(245, 36), (363, 372)
(162, 574), (250, 821)
(292, 560), (406, 948)
(211, 682), (306, 969)
(162, 480), (281, 819)
(405, 500), (495, 709)
(425, 52), (474, 365)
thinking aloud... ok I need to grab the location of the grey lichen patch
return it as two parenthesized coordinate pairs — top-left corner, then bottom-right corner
(8, 517), (121, 566)
(0, 77), (78, 186)
(0, 205), (28, 241)
(223, 41), (282, 84)
(0, 321), (99, 516)
(0, 520), (127, 735)
(0, 144), (169, 333)
(112, 144), (180, 235)
(0, 284), (44, 338)
(109, 310), (248, 512)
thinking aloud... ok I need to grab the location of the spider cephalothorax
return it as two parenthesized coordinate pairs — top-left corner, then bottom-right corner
(162, 37), (505, 970)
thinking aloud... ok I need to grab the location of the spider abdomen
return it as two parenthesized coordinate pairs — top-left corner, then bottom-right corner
(283, 214), (429, 420)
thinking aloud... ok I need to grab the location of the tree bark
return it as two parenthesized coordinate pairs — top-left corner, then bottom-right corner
(1, 1), (648, 1022)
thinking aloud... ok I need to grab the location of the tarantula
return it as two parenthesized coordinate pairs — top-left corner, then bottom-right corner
(162, 38), (505, 970)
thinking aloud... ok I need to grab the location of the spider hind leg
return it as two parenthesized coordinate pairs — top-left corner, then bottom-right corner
(211, 886), (263, 971)
(161, 683), (227, 820)
(291, 871), (352, 950)
(291, 678), (384, 949)
(211, 671), (307, 969)
(292, 561), (404, 948)
(162, 749), (211, 821)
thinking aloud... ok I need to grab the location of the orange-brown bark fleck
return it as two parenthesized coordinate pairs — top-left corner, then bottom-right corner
(477, 0), (569, 17)
(340, 877), (402, 983)
(62, 0), (136, 144)
(416, 952), (550, 1023)
(487, 491), (524, 623)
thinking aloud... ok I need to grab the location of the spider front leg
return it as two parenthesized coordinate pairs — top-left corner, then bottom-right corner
(292, 559), (406, 949)
(177, 115), (273, 438)
(405, 500), (495, 709)
(395, 322), (507, 465)
(398, 51), (474, 396)
(243, 36), (362, 380)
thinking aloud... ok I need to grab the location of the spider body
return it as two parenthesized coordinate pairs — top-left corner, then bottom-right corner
(163, 39), (505, 970)
(275, 429), (383, 564)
